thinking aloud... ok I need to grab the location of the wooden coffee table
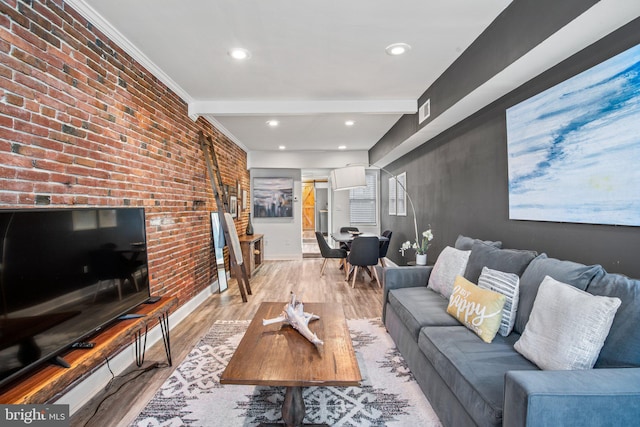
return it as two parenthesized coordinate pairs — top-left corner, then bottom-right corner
(220, 302), (361, 427)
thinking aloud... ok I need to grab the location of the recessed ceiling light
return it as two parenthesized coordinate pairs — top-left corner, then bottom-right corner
(385, 43), (412, 56)
(228, 48), (251, 60)
(338, 145), (347, 150)
(278, 145), (286, 150)
(345, 120), (355, 126)
(266, 120), (279, 127)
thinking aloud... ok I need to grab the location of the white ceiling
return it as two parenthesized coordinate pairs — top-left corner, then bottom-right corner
(67, 0), (513, 153)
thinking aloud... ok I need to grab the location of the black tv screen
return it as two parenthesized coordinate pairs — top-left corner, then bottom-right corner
(0, 208), (150, 388)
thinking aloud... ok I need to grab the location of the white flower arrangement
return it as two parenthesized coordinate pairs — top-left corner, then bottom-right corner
(400, 228), (434, 256)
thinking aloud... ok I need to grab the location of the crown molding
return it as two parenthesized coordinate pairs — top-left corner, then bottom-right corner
(201, 115), (249, 153)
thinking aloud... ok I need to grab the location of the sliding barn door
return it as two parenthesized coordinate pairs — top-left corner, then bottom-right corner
(302, 182), (315, 231)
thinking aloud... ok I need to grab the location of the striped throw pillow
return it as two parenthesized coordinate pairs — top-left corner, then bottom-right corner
(478, 267), (520, 336)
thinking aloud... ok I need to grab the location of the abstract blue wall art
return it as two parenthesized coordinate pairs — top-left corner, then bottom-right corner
(506, 43), (640, 226)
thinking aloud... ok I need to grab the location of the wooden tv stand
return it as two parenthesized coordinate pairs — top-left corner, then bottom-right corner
(0, 296), (178, 404)
(237, 233), (264, 278)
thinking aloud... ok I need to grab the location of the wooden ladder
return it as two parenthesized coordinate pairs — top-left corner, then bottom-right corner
(199, 131), (251, 302)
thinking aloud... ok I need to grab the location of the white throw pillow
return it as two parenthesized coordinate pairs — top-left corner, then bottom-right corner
(478, 267), (520, 336)
(427, 246), (471, 298)
(514, 276), (621, 370)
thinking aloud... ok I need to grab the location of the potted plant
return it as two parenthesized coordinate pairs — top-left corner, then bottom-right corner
(400, 228), (434, 265)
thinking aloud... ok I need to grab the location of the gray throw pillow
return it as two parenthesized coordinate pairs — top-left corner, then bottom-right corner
(514, 276), (621, 370)
(514, 254), (603, 334)
(454, 235), (502, 251)
(587, 271), (640, 367)
(463, 241), (537, 285)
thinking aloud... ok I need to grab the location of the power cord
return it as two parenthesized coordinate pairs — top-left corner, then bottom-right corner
(81, 358), (167, 427)
(105, 356), (116, 387)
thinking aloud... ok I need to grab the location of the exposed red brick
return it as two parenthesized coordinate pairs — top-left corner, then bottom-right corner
(11, 46), (47, 71)
(0, 63), (11, 78)
(16, 167), (50, 182)
(0, 193), (18, 204)
(4, 92), (24, 106)
(0, 2), (28, 29)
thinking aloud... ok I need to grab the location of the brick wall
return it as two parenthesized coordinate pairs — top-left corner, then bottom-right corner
(0, 0), (249, 305)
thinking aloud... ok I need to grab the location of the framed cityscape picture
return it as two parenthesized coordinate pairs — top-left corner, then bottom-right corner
(252, 177), (294, 218)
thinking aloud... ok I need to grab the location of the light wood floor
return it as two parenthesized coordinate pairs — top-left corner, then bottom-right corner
(70, 258), (383, 427)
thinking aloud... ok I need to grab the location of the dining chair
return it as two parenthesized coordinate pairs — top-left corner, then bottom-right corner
(315, 231), (347, 276)
(378, 230), (392, 267)
(347, 235), (380, 288)
(339, 226), (359, 251)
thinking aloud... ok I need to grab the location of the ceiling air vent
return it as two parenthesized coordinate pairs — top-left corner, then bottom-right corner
(418, 99), (431, 124)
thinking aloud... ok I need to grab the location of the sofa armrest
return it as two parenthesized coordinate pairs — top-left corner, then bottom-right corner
(504, 368), (640, 427)
(381, 266), (432, 322)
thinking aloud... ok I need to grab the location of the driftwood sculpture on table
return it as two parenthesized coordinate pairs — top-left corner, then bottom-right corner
(262, 293), (324, 348)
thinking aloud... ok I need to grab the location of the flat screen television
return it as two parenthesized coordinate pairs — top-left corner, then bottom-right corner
(0, 207), (151, 389)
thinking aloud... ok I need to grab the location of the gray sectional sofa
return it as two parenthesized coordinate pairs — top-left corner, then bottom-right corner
(382, 237), (640, 427)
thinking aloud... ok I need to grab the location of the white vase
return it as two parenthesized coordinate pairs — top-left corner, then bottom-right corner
(416, 253), (427, 265)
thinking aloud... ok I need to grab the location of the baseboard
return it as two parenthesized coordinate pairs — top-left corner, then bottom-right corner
(302, 253), (322, 259)
(56, 280), (219, 414)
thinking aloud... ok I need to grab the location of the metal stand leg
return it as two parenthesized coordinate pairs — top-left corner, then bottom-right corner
(134, 324), (148, 367)
(133, 311), (172, 367)
(159, 311), (172, 366)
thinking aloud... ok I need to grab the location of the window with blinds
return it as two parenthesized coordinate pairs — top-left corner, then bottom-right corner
(349, 171), (377, 225)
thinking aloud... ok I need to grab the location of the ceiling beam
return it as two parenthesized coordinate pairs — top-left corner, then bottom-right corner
(188, 99), (416, 117)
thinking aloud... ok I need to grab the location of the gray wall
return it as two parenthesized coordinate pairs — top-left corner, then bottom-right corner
(380, 17), (640, 278)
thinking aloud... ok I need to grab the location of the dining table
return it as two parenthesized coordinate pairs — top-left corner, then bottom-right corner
(330, 231), (389, 244)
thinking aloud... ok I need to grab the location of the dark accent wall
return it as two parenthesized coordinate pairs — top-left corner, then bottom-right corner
(380, 17), (640, 278)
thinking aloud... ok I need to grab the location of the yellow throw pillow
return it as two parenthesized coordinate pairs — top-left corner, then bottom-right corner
(447, 275), (506, 343)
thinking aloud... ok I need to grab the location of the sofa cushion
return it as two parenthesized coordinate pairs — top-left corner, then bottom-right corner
(447, 275), (505, 343)
(428, 246), (471, 299)
(514, 254), (603, 334)
(454, 235), (502, 251)
(418, 326), (538, 426)
(463, 242), (537, 285)
(514, 276), (621, 370)
(587, 271), (640, 367)
(478, 266), (520, 336)
(387, 287), (460, 340)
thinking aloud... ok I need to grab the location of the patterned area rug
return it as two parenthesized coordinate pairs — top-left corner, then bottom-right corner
(132, 318), (441, 426)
